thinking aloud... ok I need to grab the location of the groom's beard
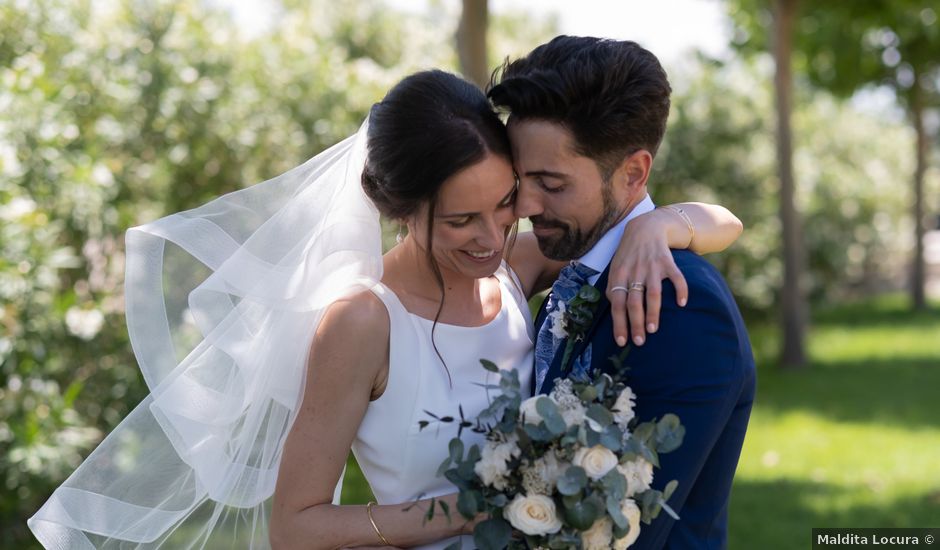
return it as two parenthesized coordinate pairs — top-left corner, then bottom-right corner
(531, 188), (621, 261)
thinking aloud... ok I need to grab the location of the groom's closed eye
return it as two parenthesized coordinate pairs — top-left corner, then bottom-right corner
(524, 171), (568, 194)
(535, 176), (565, 194)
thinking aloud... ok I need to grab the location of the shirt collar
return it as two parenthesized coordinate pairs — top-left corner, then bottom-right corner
(578, 194), (656, 283)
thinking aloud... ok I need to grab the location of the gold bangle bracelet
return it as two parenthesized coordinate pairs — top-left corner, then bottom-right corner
(663, 205), (695, 248)
(366, 501), (392, 546)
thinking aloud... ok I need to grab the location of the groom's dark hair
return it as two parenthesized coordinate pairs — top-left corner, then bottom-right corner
(487, 35), (671, 179)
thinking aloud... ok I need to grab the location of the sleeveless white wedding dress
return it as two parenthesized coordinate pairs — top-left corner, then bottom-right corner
(348, 262), (534, 549)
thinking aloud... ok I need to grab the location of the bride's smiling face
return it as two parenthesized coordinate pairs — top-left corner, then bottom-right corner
(406, 153), (518, 279)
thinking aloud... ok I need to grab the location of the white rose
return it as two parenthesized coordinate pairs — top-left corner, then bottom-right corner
(617, 458), (654, 497)
(573, 445), (619, 480)
(613, 387), (636, 427)
(581, 517), (613, 550)
(503, 494), (563, 536)
(474, 436), (520, 490)
(613, 498), (642, 549)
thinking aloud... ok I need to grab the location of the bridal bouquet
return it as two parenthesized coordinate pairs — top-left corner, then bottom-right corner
(422, 356), (684, 550)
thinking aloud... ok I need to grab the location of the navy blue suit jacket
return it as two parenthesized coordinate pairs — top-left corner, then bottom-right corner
(535, 250), (756, 549)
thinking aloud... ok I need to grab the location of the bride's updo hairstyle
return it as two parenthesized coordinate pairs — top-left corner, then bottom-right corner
(362, 70), (514, 380)
(362, 69), (511, 220)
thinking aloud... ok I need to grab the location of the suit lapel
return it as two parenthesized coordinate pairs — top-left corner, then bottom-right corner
(539, 265), (612, 394)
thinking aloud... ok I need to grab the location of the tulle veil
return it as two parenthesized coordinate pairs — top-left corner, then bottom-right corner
(28, 120), (380, 548)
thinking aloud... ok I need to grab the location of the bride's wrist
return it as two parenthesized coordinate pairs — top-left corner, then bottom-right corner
(653, 206), (693, 249)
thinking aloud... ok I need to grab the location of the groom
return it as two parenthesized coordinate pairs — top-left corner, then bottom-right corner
(488, 36), (756, 549)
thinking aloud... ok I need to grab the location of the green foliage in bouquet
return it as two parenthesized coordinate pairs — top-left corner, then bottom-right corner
(423, 354), (685, 550)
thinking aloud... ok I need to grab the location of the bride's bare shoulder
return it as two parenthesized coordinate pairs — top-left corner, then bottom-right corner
(315, 289), (389, 343)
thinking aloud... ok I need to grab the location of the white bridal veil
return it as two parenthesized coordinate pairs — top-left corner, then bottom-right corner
(28, 121), (380, 548)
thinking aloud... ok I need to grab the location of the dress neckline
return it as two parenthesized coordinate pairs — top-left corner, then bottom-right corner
(373, 276), (507, 330)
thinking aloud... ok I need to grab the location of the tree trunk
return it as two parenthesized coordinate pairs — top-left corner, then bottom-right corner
(456, 0), (489, 89)
(909, 76), (928, 310)
(772, 0), (808, 368)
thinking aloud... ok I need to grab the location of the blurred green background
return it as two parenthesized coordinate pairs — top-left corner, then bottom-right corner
(1, 1), (938, 548)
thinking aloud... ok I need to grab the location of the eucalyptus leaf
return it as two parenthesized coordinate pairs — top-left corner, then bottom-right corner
(487, 493), (508, 507)
(436, 455), (452, 478)
(578, 285), (601, 301)
(663, 479), (679, 501)
(473, 518), (512, 550)
(600, 468), (627, 501)
(600, 424), (623, 451)
(586, 403), (614, 428)
(584, 426), (601, 447)
(579, 384), (598, 402)
(557, 466), (588, 496)
(439, 499), (452, 523)
(633, 422), (655, 444)
(523, 422), (553, 442)
(449, 438), (465, 463)
(548, 532), (582, 548)
(457, 490), (481, 519)
(660, 500), (681, 520)
(564, 495), (603, 530)
(607, 494), (629, 529)
(466, 444), (482, 463)
(637, 489), (663, 523)
(457, 457), (476, 480)
(536, 397), (567, 436)
(562, 493), (582, 509)
(479, 359), (500, 372)
(444, 469), (471, 491)
(654, 414), (685, 454)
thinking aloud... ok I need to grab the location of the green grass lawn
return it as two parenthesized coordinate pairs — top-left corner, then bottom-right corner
(341, 294), (940, 548)
(728, 295), (940, 549)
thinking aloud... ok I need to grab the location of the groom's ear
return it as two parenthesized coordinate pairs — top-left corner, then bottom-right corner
(611, 149), (653, 198)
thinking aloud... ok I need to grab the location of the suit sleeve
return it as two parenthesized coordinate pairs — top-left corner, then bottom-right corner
(623, 257), (752, 550)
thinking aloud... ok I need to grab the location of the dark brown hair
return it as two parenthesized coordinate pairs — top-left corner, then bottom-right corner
(487, 35), (672, 179)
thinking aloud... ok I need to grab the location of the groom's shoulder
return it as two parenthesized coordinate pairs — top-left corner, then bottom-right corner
(668, 249), (735, 308)
(671, 250), (726, 286)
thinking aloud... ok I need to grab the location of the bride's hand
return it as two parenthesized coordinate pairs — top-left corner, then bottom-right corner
(607, 208), (689, 347)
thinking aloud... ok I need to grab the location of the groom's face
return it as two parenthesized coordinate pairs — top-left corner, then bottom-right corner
(508, 119), (622, 261)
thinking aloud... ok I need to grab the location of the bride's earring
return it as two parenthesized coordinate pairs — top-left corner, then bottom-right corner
(396, 224), (404, 244)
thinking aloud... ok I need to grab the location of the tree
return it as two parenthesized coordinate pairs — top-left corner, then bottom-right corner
(771, 0), (808, 366)
(796, 1), (940, 311)
(728, 0), (809, 367)
(728, 0), (940, 313)
(457, 0), (489, 88)
(653, 56), (912, 320)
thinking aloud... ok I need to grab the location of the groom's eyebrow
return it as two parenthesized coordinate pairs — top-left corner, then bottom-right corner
(525, 169), (570, 181)
(437, 182), (517, 218)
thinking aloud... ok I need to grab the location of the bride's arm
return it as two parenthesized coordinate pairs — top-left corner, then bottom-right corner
(270, 293), (472, 549)
(606, 202), (743, 347)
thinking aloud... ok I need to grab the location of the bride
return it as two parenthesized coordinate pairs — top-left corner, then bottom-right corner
(28, 70), (741, 549)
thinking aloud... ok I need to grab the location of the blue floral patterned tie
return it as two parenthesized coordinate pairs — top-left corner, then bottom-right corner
(534, 262), (599, 394)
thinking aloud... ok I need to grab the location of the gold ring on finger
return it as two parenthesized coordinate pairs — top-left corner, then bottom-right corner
(628, 282), (646, 292)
